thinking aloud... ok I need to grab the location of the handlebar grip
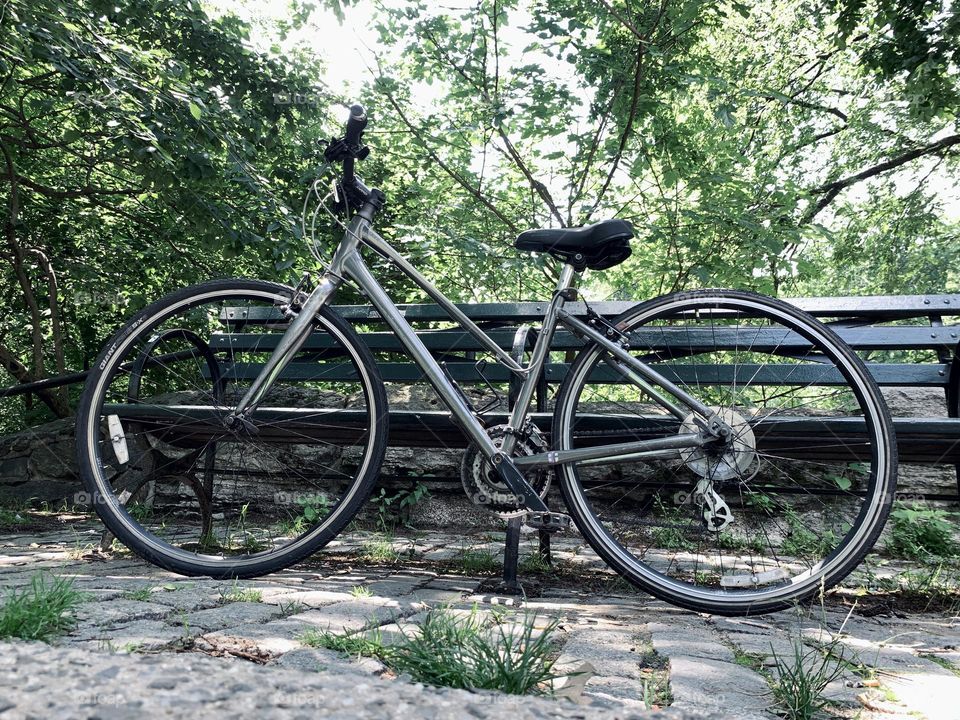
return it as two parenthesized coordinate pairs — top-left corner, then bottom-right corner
(344, 104), (367, 147)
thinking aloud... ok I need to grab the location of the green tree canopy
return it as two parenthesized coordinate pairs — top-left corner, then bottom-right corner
(0, 0), (957, 432)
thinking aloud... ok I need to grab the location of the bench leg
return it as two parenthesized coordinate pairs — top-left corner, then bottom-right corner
(947, 344), (960, 505)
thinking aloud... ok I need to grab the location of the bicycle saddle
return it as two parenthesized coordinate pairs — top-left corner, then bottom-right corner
(514, 219), (634, 271)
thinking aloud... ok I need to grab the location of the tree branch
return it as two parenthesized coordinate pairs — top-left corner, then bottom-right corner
(381, 88), (519, 234)
(803, 133), (960, 222)
(0, 340), (70, 418)
(596, 0), (649, 43)
(418, 26), (565, 226)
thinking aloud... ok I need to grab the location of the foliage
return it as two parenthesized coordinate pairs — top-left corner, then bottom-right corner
(366, 0), (959, 301)
(1, 0), (957, 435)
(371, 482), (430, 531)
(0, 0), (333, 429)
(0, 573), (84, 641)
(831, 0), (960, 118)
(303, 608), (563, 696)
(885, 503), (958, 559)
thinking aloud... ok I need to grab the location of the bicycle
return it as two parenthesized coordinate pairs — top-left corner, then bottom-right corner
(76, 104), (897, 615)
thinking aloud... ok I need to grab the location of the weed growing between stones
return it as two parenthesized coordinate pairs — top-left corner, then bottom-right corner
(919, 653), (960, 678)
(350, 585), (372, 598)
(301, 625), (386, 657)
(635, 646), (672, 709)
(0, 505), (28, 529)
(219, 581), (262, 604)
(300, 608), (564, 696)
(360, 535), (403, 564)
(277, 600), (305, 617)
(455, 546), (500, 574)
(840, 559), (960, 613)
(518, 552), (552, 575)
(0, 573), (84, 641)
(767, 637), (846, 720)
(371, 482), (431, 532)
(885, 502), (959, 560)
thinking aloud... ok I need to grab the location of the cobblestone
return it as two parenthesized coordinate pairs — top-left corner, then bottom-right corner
(1, 522), (959, 719)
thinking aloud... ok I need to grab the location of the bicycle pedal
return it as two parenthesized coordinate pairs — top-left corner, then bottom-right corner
(523, 511), (572, 533)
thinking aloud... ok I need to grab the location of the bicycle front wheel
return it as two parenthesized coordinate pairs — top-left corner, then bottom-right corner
(553, 289), (896, 615)
(75, 278), (388, 578)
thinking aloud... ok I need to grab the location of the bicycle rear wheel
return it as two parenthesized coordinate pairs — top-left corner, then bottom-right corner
(553, 289), (896, 615)
(75, 278), (387, 578)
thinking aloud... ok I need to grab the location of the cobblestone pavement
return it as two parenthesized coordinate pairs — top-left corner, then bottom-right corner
(2, 516), (960, 719)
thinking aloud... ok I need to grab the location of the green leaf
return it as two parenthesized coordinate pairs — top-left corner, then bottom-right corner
(188, 102), (202, 120)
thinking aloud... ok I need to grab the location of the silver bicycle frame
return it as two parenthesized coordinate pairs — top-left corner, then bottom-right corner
(231, 214), (724, 509)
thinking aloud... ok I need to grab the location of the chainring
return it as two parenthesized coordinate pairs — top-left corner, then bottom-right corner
(460, 424), (550, 516)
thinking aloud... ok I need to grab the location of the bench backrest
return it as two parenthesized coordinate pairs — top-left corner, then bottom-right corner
(214, 295), (960, 389)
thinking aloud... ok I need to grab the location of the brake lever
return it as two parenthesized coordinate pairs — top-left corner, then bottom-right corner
(323, 137), (369, 163)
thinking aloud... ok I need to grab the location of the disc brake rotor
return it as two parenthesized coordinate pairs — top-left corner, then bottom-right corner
(460, 424), (550, 516)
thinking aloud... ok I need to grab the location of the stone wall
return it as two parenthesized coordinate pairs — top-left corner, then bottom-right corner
(0, 417), (78, 505)
(0, 385), (955, 514)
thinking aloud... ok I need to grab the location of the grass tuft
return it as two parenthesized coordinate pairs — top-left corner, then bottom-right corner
(219, 581), (262, 603)
(455, 547), (500, 574)
(301, 626), (385, 657)
(360, 536), (402, 564)
(768, 637), (845, 720)
(0, 574), (85, 641)
(300, 608), (563, 696)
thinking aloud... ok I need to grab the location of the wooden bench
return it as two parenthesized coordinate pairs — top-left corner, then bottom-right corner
(4, 293), (958, 593)
(207, 295), (960, 490)
(4, 294), (959, 484)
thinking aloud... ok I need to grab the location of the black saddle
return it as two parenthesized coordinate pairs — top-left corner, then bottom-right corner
(514, 219), (633, 271)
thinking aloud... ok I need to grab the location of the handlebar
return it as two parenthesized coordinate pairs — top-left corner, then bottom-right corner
(322, 103), (383, 219)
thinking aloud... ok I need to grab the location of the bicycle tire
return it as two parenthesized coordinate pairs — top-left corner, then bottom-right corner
(76, 279), (389, 578)
(552, 290), (897, 615)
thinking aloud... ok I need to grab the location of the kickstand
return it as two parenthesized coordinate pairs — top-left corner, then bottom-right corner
(538, 527), (552, 565)
(494, 517), (554, 596)
(496, 515), (524, 595)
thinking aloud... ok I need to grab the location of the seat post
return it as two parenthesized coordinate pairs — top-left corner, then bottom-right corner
(556, 263), (577, 293)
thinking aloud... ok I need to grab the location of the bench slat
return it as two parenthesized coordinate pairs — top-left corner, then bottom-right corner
(210, 325), (960, 353)
(101, 403), (960, 463)
(223, 295), (960, 324)
(211, 361), (950, 387)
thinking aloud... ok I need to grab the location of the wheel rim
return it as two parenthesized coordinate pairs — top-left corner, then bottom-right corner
(557, 295), (892, 609)
(81, 285), (381, 572)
